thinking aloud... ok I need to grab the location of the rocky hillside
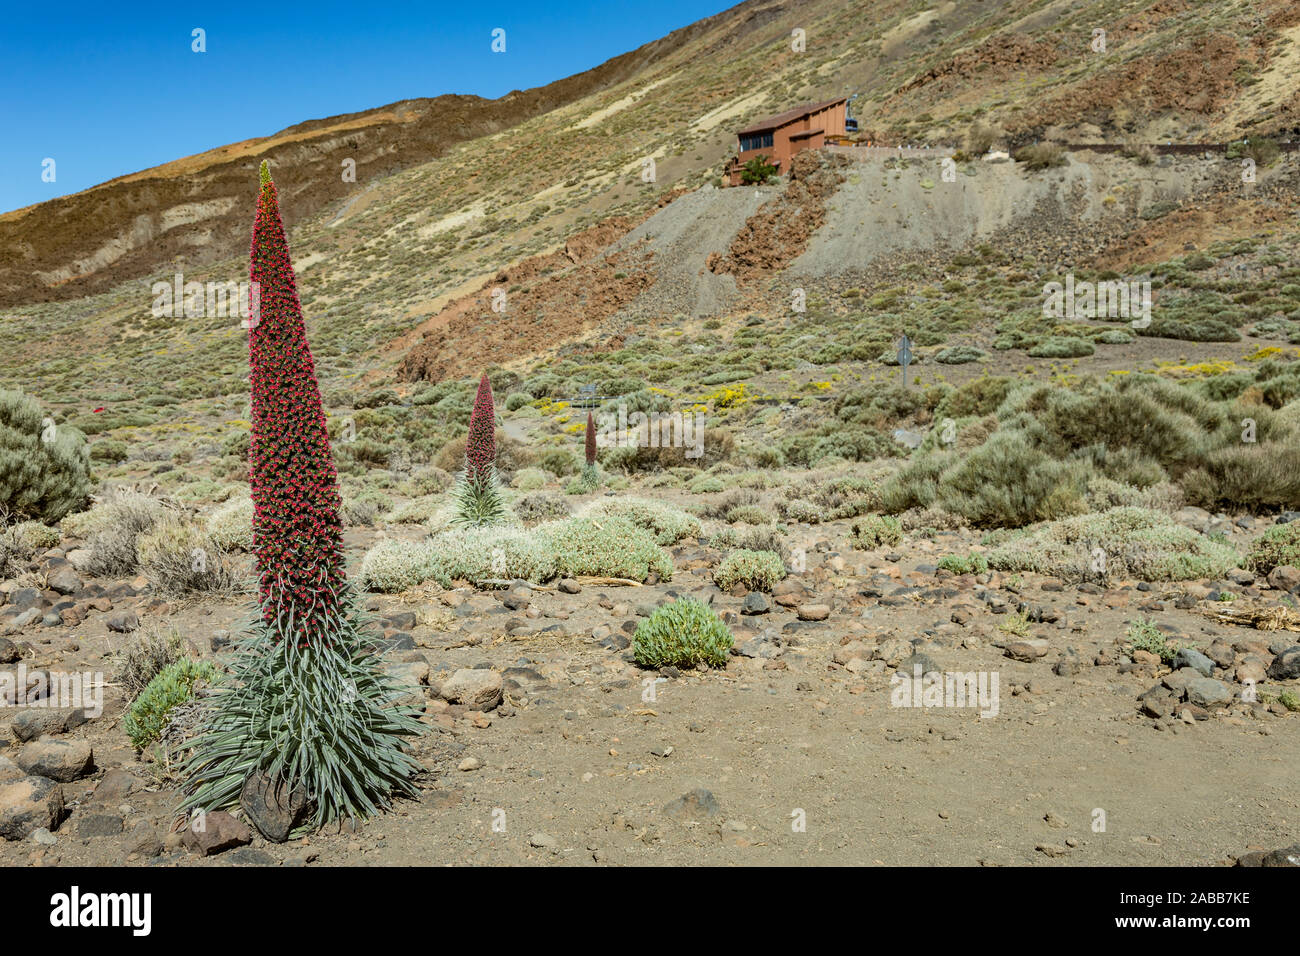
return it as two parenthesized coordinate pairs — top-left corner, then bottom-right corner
(4, 0), (1298, 312)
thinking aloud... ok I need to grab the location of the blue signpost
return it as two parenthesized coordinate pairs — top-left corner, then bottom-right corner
(897, 334), (914, 387)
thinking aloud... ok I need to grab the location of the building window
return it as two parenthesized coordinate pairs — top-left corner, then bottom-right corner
(739, 131), (774, 152)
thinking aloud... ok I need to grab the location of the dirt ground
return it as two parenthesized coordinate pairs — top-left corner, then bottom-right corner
(1, 512), (1294, 867)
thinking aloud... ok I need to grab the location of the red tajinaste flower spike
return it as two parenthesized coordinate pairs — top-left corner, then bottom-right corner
(465, 372), (496, 481)
(247, 160), (345, 645)
(585, 411), (597, 466)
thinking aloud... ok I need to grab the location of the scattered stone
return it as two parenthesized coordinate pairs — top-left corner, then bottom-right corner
(662, 787), (722, 824)
(0, 756), (21, 785)
(1173, 648), (1214, 678)
(1206, 640), (1235, 668)
(1131, 649), (1161, 669)
(65, 549), (94, 572)
(1053, 648), (1083, 677)
(529, 832), (559, 852)
(106, 611), (139, 634)
(741, 592), (770, 616)
(46, 569), (82, 596)
(1266, 645), (1300, 680)
(1234, 657), (1267, 685)
(385, 611), (417, 630)
(90, 769), (139, 804)
(1267, 566), (1300, 593)
(16, 739), (94, 783)
(8, 589), (42, 611)
(458, 757), (482, 772)
(735, 632), (779, 659)
(601, 632), (631, 651)
(240, 772), (312, 843)
(558, 579), (582, 594)
(1004, 640), (1048, 662)
(1236, 844), (1300, 867)
(379, 632), (416, 652)
(871, 638), (914, 667)
(1139, 685), (1175, 718)
(10, 707), (93, 742)
(5, 608), (42, 633)
(440, 668), (503, 711)
(181, 810), (252, 856)
(224, 847), (278, 866)
(1185, 677), (1233, 709)
(0, 776), (65, 841)
(897, 652), (941, 676)
(796, 604), (830, 622)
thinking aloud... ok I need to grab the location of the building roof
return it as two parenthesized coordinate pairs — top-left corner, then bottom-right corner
(736, 99), (846, 136)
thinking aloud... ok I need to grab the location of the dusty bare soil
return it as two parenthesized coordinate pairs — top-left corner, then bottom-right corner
(0, 512), (1294, 867)
(395, 213), (663, 385)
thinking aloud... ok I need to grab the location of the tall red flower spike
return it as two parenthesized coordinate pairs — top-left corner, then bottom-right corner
(247, 160), (345, 644)
(585, 411), (597, 466)
(465, 372), (497, 481)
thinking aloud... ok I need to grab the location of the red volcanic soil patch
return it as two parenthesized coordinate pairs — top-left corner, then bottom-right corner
(707, 151), (847, 283)
(394, 195), (688, 384)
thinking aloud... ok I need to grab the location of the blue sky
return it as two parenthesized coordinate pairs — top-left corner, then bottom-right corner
(0, 0), (731, 213)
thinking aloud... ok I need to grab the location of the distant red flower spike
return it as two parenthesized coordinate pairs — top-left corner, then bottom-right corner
(465, 372), (496, 481)
(92, 407), (105, 413)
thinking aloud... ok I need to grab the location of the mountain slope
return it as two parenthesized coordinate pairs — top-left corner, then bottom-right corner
(7, 0), (1299, 311)
(0, 1), (758, 306)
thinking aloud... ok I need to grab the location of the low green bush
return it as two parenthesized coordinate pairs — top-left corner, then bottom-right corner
(937, 552), (989, 575)
(539, 448), (578, 477)
(849, 514), (903, 549)
(0, 389), (92, 524)
(583, 496), (701, 544)
(714, 548), (786, 591)
(433, 526), (557, 583)
(385, 496), (445, 525)
(1246, 521), (1300, 575)
(935, 374), (1013, 421)
(61, 491), (165, 576)
(544, 514), (674, 582)
(511, 467), (549, 491)
(1027, 336), (1095, 359)
(136, 519), (243, 596)
(123, 658), (217, 750)
(7, 521), (60, 553)
(689, 475), (725, 494)
(515, 491), (571, 526)
(359, 539), (436, 592)
(987, 507), (1241, 582)
(707, 523), (787, 557)
(726, 505), (771, 525)
(205, 498), (253, 551)
(935, 345), (986, 364)
(633, 597), (733, 669)
(1126, 618), (1179, 663)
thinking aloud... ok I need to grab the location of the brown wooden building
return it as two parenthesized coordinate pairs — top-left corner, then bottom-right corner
(726, 98), (848, 185)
